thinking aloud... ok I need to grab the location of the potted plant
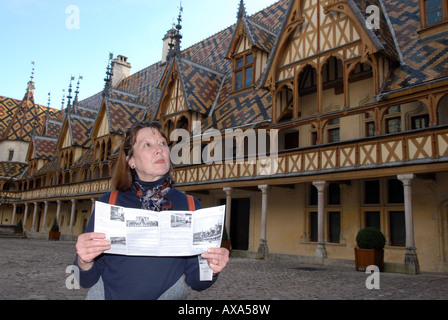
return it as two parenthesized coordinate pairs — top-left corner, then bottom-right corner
(16, 220), (23, 235)
(49, 218), (61, 241)
(221, 225), (231, 251)
(354, 227), (385, 272)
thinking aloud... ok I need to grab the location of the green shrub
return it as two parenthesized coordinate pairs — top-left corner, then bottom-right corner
(356, 227), (386, 250)
(50, 218), (60, 233)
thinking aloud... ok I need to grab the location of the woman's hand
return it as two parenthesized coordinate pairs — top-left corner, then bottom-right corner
(201, 247), (230, 274)
(76, 232), (111, 271)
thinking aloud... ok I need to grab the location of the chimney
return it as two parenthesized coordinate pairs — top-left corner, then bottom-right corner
(111, 55), (131, 87)
(161, 28), (177, 65)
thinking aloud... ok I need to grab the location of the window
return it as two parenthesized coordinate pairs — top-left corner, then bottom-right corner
(366, 121), (375, 137)
(423, 0), (447, 26)
(365, 180), (380, 204)
(310, 212), (318, 242)
(8, 150), (14, 161)
(284, 131), (299, 150)
(234, 53), (254, 91)
(328, 183), (340, 205)
(412, 114), (430, 130)
(390, 211), (406, 246)
(327, 118), (340, 143)
(365, 211), (381, 230)
(386, 118), (401, 134)
(329, 212), (341, 243)
(309, 184), (318, 206)
(388, 179), (404, 204)
(328, 128), (340, 143)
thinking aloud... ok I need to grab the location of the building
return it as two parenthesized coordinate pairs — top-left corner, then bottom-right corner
(1, 0), (448, 274)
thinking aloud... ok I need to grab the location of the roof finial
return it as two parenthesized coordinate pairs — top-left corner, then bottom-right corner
(238, 0), (246, 19)
(61, 89), (66, 111)
(166, 3), (183, 61)
(103, 53), (113, 96)
(67, 76), (74, 110)
(175, 1), (183, 52)
(47, 92), (51, 108)
(30, 61), (35, 82)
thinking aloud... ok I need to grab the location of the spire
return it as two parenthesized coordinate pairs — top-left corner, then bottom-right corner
(27, 61), (36, 95)
(61, 89), (66, 111)
(237, 0), (247, 19)
(66, 76), (74, 113)
(103, 53), (113, 97)
(73, 76), (83, 113)
(167, 2), (183, 60)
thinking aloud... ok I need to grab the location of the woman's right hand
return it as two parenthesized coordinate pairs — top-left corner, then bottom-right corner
(76, 232), (111, 271)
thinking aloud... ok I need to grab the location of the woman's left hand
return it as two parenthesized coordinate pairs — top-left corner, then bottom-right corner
(202, 247), (230, 274)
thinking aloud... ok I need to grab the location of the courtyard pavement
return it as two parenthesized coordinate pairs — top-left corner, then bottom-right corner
(1, 237), (447, 301)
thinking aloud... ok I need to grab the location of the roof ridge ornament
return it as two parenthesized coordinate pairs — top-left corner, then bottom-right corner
(238, 0), (247, 20)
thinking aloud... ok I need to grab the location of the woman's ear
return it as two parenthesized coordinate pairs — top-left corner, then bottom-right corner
(126, 156), (134, 169)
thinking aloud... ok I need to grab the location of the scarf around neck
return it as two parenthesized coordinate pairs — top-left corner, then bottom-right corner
(134, 175), (173, 212)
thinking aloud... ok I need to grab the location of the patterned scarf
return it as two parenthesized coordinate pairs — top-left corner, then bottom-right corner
(134, 176), (173, 212)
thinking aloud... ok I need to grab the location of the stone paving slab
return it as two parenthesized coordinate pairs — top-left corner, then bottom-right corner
(1, 238), (447, 300)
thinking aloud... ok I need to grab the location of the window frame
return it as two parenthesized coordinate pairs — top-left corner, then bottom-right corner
(421, 0), (448, 28)
(233, 52), (255, 91)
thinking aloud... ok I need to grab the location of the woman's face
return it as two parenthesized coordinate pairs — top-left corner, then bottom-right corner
(127, 127), (171, 182)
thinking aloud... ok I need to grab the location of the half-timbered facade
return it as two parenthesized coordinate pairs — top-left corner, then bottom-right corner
(1, 0), (448, 274)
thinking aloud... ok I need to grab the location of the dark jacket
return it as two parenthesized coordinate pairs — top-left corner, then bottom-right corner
(75, 178), (217, 300)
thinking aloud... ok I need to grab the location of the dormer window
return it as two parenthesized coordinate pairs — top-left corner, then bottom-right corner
(419, 0), (448, 37)
(8, 150), (14, 161)
(424, 0), (447, 26)
(234, 52), (254, 91)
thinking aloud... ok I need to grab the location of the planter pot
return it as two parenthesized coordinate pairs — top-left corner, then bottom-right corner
(49, 231), (61, 241)
(221, 240), (231, 251)
(354, 248), (384, 272)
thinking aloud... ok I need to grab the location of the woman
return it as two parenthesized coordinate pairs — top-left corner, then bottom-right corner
(75, 121), (229, 300)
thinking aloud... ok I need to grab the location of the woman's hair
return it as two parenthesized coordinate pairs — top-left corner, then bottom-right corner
(112, 121), (170, 192)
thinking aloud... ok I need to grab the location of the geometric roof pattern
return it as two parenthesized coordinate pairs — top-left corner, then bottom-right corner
(381, 0), (448, 94)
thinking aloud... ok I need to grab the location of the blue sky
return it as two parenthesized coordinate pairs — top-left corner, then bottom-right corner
(0, 0), (279, 108)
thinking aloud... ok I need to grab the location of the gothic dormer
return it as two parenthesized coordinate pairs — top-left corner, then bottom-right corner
(226, 0), (276, 93)
(419, 0), (448, 37)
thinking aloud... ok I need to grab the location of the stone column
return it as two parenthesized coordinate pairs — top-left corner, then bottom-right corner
(30, 202), (38, 232)
(11, 203), (17, 225)
(41, 201), (49, 233)
(56, 200), (62, 221)
(91, 198), (96, 214)
(223, 188), (233, 242)
(398, 174), (420, 274)
(258, 185), (270, 258)
(68, 199), (77, 238)
(313, 181), (328, 259)
(23, 203), (29, 232)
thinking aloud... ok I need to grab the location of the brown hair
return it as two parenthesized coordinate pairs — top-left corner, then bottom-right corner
(112, 121), (170, 192)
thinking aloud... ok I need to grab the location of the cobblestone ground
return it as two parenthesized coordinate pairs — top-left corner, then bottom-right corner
(1, 238), (447, 300)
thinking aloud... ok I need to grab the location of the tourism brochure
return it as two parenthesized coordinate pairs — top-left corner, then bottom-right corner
(94, 201), (226, 257)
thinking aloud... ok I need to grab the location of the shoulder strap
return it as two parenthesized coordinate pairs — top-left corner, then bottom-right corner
(186, 194), (195, 211)
(109, 191), (119, 205)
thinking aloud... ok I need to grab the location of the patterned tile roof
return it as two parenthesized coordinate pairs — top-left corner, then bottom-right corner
(381, 0), (448, 94)
(106, 96), (148, 134)
(0, 162), (28, 179)
(178, 58), (225, 115)
(68, 114), (95, 148)
(32, 136), (58, 160)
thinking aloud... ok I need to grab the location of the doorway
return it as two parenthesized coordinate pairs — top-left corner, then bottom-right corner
(221, 198), (250, 250)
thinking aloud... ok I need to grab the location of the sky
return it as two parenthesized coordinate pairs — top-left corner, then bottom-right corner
(0, 0), (279, 108)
